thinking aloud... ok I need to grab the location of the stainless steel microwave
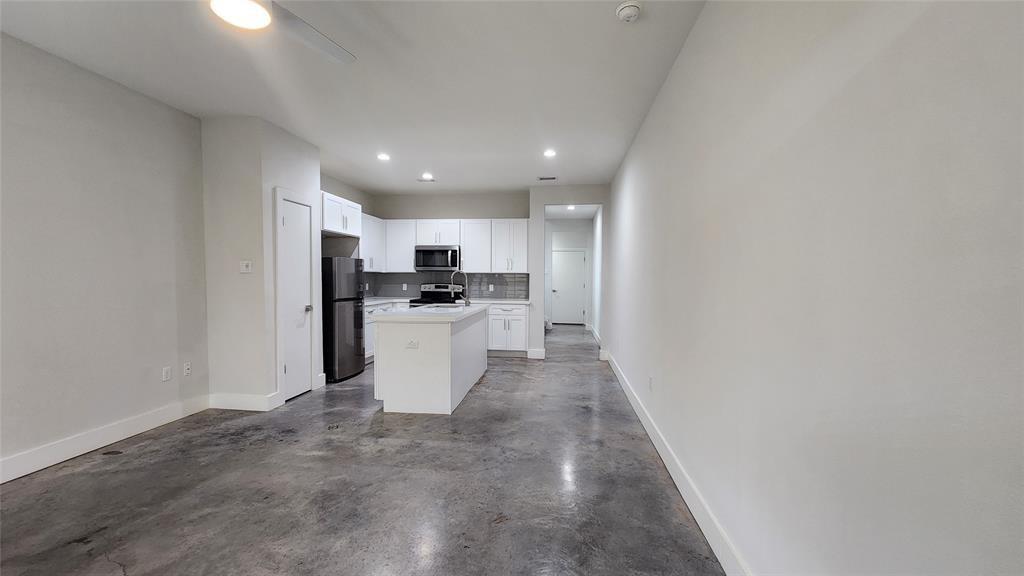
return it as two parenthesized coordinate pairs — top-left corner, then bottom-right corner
(414, 245), (461, 271)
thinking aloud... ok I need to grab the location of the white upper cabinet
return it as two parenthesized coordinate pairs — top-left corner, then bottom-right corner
(361, 214), (387, 272)
(341, 199), (362, 237)
(322, 192), (343, 233)
(491, 219), (528, 273)
(321, 192), (362, 238)
(416, 219), (460, 245)
(385, 219), (417, 273)
(459, 219), (492, 273)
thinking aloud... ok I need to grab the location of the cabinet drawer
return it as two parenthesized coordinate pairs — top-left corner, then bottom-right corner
(487, 304), (527, 316)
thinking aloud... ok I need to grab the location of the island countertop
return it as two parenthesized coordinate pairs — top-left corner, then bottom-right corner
(373, 304), (489, 324)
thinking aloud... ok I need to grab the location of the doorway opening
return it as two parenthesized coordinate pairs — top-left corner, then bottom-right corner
(544, 204), (603, 360)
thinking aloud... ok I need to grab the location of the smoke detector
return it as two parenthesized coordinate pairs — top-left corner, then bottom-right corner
(616, 1), (641, 23)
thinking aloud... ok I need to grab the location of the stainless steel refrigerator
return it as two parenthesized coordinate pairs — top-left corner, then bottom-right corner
(322, 257), (364, 382)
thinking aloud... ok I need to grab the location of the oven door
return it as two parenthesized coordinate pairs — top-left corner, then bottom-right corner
(414, 245), (460, 271)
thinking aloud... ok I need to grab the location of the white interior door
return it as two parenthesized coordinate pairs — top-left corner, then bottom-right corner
(552, 250), (586, 324)
(279, 199), (313, 400)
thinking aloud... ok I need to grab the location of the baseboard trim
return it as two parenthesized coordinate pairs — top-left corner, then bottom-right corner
(208, 392), (281, 412)
(527, 348), (546, 360)
(591, 327), (602, 346)
(0, 396), (209, 483)
(313, 373), (327, 390)
(599, 347), (610, 361)
(606, 353), (751, 576)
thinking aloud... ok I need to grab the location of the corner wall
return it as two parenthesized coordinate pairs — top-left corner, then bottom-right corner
(528, 185), (609, 357)
(202, 117), (322, 409)
(1, 35), (209, 480)
(605, 2), (1023, 574)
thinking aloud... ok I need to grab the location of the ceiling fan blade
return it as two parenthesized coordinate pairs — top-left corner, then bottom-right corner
(272, 2), (356, 64)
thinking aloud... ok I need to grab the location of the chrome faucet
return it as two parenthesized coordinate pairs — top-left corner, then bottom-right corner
(450, 269), (470, 306)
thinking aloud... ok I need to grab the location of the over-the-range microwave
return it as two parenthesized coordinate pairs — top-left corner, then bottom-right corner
(414, 245), (461, 271)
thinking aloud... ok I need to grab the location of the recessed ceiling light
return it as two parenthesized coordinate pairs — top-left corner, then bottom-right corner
(567, 205), (576, 210)
(377, 153), (390, 161)
(543, 149), (557, 158)
(210, 0), (272, 30)
(420, 172), (435, 182)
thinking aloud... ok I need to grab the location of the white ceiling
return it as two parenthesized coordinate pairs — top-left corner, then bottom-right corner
(545, 204), (599, 219)
(1, 1), (703, 194)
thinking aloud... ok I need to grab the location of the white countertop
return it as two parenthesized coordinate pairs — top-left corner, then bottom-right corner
(365, 297), (410, 305)
(374, 304), (489, 324)
(364, 297), (529, 306)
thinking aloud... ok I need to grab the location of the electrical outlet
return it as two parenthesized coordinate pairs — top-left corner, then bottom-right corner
(183, 361), (192, 377)
(161, 366), (172, 382)
(488, 284), (494, 292)
(405, 339), (420, 349)
(365, 283), (370, 290)
(239, 260), (253, 274)
(402, 283), (408, 291)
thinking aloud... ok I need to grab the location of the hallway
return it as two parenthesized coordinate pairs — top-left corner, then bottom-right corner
(1, 328), (722, 576)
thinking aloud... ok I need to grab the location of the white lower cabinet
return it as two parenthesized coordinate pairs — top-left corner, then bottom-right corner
(365, 321), (376, 359)
(487, 304), (527, 351)
(488, 316), (508, 350)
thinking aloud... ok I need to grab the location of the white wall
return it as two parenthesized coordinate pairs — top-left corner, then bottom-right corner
(528, 185), (609, 357)
(373, 191), (529, 219)
(544, 219), (594, 326)
(1, 34), (209, 479)
(591, 207), (603, 341)
(604, 2), (1023, 575)
(202, 117), (322, 409)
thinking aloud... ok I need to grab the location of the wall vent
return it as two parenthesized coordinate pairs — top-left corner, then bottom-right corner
(537, 176), (557, 181)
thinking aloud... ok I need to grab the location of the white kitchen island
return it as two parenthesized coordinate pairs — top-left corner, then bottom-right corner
(373, 304), (489, 414)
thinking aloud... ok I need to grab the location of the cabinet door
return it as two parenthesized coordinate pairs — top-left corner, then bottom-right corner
(491, 220), (511, 272)
(340, 200), (362, 238)
(416, 219), (460, 245)
(386, 220), (417, 273)
(460, 219), (492, 273)
(322, 192), (344, 233)
(437, 220), (461, 245)
(507, 317), (527, 351)
(364, 321), (375, 359)
(489, 315), (509, 350)
(510, 219), (528, 273)
(416, 220), (438, 245)
(361, 215), (386, 272)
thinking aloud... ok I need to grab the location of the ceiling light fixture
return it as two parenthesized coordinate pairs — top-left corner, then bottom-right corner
(567, 205), (576, 210)
(377, 153), (391, 161)
(210, 0), (272, 30)
(420, 172), (435, 182)
(543, 149), (557, 158)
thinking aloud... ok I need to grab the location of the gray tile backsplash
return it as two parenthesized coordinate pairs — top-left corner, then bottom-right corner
(366, 272), (528, 300)
(465, 273), (529, 300)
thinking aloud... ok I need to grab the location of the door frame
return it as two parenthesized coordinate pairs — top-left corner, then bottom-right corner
(273, 186), (325, 407)
(551, 249), (587, 324)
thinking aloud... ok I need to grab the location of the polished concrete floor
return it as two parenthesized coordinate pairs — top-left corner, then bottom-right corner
(1, 326), (723, 576)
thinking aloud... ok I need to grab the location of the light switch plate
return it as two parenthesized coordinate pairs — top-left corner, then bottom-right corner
(402, 283), (407, 291)
(161, 366), (172, 382)
(239, 260), (253, 274)
(183, 361), (192, 377)
(405, 340), (419, 349)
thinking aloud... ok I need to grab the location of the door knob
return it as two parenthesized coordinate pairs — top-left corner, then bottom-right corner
(305, 305), (313, 312)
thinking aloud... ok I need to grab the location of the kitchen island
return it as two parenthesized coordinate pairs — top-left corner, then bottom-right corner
(373, 304), (488, 414)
